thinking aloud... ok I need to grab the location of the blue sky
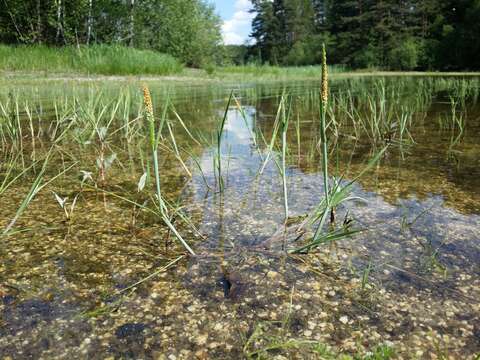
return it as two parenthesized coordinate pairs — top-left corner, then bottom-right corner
(212, 0), (254, 45)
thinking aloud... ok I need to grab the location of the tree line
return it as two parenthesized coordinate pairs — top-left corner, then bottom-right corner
(1, 0), (479, 71)
(248, 0), (480, 70)
(0, 0), (222, 67)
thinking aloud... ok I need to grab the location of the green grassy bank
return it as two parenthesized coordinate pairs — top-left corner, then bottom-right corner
(0, 44), (183, 76)
(1, 44), (479, 83)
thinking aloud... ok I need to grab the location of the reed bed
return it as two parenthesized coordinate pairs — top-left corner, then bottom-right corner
(0, 74), (477, 251)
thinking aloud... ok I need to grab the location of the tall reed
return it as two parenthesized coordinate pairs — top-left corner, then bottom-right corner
(280, 93), (291, 222)
(320, 44), (330, 208)
(215, 92), (234, 191)
(143, 85), (195, 256)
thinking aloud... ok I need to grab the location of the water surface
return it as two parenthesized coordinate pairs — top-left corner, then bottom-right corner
(0, 76), (479, 358)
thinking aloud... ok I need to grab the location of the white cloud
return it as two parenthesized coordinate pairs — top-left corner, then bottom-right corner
(221, 0), (254, 45)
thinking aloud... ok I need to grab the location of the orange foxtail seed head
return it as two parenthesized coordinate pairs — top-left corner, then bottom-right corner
(143, 85), (153, 116)
(321, 44), (328, 106)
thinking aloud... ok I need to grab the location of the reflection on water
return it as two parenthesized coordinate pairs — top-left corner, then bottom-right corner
(186, 102), (480, 269)
(1, 76), (480, 358)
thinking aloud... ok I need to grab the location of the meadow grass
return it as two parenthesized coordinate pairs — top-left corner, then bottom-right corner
(213, 63), (348, 80)
(0, 44), (183, 76)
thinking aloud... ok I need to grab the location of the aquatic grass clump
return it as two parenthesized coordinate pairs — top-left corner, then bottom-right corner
(320, 44), (330, 209)
(2, 150), (76, 235)
(291, 147), (386, 254)
(213, 91), (236, 192)
(143, 85), (195, 256)
(289, 46), (387, 254)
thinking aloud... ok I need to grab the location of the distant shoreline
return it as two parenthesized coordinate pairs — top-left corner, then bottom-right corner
(2, 69), (480, 84)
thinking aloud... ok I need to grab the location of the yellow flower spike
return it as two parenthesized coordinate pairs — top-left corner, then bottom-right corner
(321, 44), (328, 107)
(142, 85), (154, 118)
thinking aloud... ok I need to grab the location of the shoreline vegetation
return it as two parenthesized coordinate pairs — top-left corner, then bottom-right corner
(1, 46), (480, 82)
(0, 45), (182, 76)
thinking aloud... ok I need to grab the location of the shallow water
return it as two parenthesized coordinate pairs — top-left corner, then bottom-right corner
(0, 76), (479, 358)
